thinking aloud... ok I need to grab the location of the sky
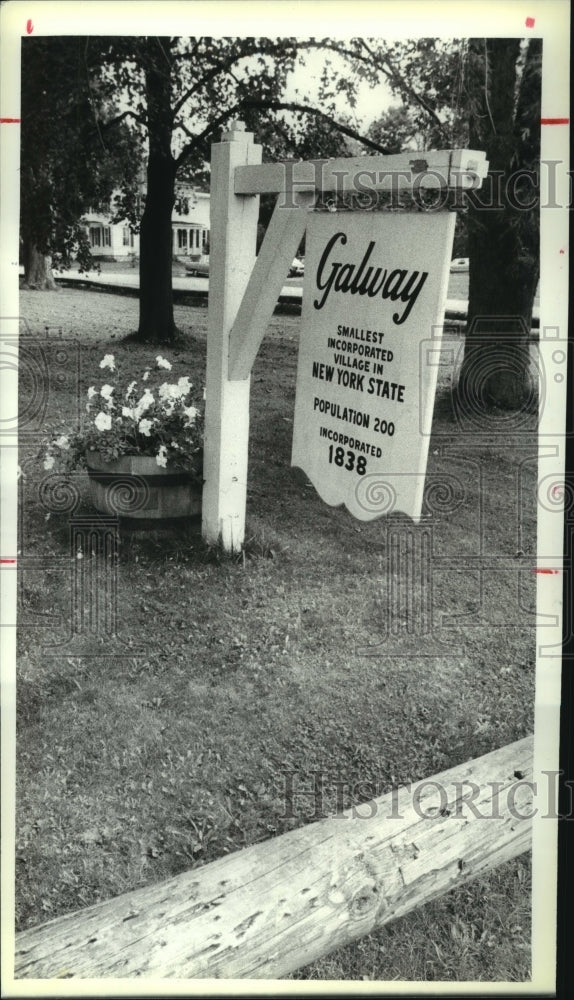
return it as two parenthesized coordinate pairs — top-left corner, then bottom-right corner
(284, 47), (395, 133)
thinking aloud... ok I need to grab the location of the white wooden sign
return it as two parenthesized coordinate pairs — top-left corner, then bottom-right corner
(291, 210), (456, 522)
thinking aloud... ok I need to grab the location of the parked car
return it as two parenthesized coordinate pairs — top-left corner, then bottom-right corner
(289, 257), (305, 277)
(450, 257), (469, 273)
(186, 253), (302, 279)
(185, 254), (210, 276)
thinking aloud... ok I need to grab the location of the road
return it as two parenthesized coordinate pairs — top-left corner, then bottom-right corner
(47, 268), (539, 327)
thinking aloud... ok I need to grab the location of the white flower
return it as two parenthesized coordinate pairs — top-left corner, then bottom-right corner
(94, 411), (112, 432)
(170, 440), (181, 449)
(177, 376), (192, 396)
(134, 390), (154, 419)
(126, 381), (137, 398)
(55, 435), (70, 450)
(156, 445), (168, 468)
(122, 406), (136, 420)
(99, 354), (115, 371)
(158, 383), (179, 415)
(43, 454), (55, 470)
(156, 355), (172, 370)
(158, 382), (179, 402)
(142, 370), (150, 381)
(100, 384), (114, 408)
(87, 386), (98, 398)
(183, 405), (198, 425)
(138, 418), (153, 436)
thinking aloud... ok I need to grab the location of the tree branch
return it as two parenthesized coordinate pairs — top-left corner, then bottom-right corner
(314, 38), (450, 141)
(171, 40), (263, 119)
(98, 109), (146, 133)
(171, 38), (335, 123)
(243, 100), (392, 153)
(174, 104), (244, 165)
(174, 98), (392, 167)
(359, 40), (450, 139)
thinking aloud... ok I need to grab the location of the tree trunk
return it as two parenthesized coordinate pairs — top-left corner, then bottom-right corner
(22, 241), (58, 290)
(136, 40), (177, 344)
(457, 39), (540, 412)
(459, 216), (538, 412)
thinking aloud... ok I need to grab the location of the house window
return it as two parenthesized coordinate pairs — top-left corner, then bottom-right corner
(177, 229), (188, 250)
(202, 229), (209, 250)
(122, 227), (135, 248)
(89, 226), (111, 248)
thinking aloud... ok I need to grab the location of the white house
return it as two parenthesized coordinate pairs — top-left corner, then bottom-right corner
(83, 185), (210, 261)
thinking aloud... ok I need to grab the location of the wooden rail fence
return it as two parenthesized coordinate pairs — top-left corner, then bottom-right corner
(14, 736), (533, 980)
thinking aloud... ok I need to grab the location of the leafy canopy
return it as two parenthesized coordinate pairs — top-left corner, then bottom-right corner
(20, 37), (142, 270)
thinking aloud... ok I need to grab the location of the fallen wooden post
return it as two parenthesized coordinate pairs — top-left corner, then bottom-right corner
(14, 736), (533, 981)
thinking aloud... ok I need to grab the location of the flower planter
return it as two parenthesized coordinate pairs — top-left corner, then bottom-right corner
(85, 452), (202, 524)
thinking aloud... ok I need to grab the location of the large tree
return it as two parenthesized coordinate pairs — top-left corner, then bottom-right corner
(22, 35), (385, 334)
(458, 38), (541, 411)
(91, 36), (388, 343)
(20, 37), (142, 289)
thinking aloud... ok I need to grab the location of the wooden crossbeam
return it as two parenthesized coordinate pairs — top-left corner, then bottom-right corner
(228, 191), (314, 381)
(14, 736), (533, 981)
(234, 149), (489, 196)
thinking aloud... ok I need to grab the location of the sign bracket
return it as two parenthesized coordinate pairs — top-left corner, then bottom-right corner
(228, 190), (314, 382)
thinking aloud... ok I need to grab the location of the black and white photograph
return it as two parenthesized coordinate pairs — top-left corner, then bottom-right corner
(0, 0), (570, 994)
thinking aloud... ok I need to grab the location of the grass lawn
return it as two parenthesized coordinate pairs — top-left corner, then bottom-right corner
(15, 287), (536, 982)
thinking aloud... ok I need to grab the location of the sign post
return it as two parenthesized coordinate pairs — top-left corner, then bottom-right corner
(291, 210), (456, 521)
(202, 123), (261, 552)
(204, 145), (487, 550)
